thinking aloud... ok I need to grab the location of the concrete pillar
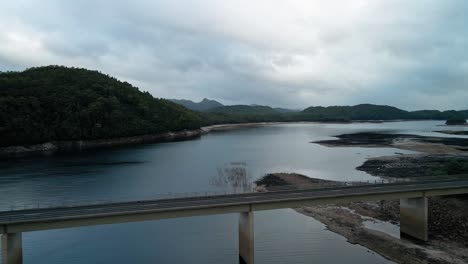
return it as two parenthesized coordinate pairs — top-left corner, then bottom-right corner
(239, 211), (254, 264)
(400, 197), (428, 241)
(2, 233), (23, 264)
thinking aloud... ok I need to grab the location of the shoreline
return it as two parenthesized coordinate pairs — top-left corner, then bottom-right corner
(0, 120), (416, 158)
(2, 120), (460, 158)
(0, 122), (280, 158)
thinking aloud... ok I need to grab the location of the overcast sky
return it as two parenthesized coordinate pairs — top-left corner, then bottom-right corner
(1, 1), (467, 110)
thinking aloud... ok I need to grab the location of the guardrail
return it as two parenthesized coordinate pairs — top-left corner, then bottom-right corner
(1, 174), (467, 212)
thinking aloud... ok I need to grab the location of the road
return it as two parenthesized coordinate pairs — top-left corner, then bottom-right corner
(2, 179), (468, 232)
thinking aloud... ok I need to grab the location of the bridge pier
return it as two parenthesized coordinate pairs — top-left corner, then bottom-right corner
(400, 197), (428, 241)
(2, 233), (23, 264)
(239, 211), (254, 264)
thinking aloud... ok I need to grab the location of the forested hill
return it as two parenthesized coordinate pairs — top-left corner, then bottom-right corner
(300, 105), (468, 121)
(301, 104), (409, 121)
(0, 66), (202, 147)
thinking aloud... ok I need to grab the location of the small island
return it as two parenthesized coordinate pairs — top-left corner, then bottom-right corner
(446, 116), (467, 125)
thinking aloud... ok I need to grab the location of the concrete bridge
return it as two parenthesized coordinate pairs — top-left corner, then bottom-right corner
(2, 179), (468, 264)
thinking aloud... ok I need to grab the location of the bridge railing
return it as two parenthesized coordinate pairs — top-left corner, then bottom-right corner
(1, 174), (467, 212)
(0, 189), (253, 212)
(261, 174), (468, 191)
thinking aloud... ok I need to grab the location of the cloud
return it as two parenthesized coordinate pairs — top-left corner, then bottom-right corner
(0, 0), (467, 110)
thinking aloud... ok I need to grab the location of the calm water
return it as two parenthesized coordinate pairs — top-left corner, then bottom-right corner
(1, 121), (466, 264)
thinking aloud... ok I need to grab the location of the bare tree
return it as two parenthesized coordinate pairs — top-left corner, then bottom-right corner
(210, 162), (253, 193)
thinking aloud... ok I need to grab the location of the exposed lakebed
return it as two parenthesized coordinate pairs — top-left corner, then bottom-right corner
(304, 129), (468, 263)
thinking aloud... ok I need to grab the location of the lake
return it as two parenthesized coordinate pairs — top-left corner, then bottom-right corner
(1, 121), (465, 264)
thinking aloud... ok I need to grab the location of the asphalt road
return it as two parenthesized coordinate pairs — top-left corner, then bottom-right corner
(1, 179), (468, 226)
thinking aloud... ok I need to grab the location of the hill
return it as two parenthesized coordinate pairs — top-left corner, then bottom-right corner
(274, 107), (301, 113)
(301, 104), (410, 121)
(0, 66), (202, 147)
(170, 98), (223, 111)
(203, 105), (284, 123)
(208, 105), (279, 115)
(409, 110), (466, 120)
(300, 104), (468, 121)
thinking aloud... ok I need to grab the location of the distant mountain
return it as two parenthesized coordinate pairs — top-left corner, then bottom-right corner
(249, 105), (299, 113)
(208, 105), (279, 115)
(169, 98), (223, 111)
(274, 107), (301, 113)
(202, 105), (284, 123)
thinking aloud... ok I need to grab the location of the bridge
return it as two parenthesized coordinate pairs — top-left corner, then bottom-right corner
(2, 179), (468, 264)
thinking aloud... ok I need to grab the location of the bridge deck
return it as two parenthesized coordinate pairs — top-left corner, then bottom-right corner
(2, 179), (468, 233)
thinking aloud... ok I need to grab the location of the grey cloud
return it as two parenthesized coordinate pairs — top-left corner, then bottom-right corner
(0, 0), (467, 110)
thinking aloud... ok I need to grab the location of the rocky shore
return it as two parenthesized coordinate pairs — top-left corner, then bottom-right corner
(313, 132), (468, 153)
(357, 154), (468, 178)
(313, 132), (468, 177)
(302, 131), (468, 263)
(256, 173), (468, 264)
(435, 130), (468, 136)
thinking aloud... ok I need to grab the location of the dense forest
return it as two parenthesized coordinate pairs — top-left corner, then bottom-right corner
(0, 66), (202, 146)
(0, 66), (467, 147)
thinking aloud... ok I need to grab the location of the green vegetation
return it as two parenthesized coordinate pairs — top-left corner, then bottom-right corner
(431, 160), (468, 176)
(446, 116), (467, 125)
(447, 160), (468, 175)
(255, 174), (288, 186)
(0, 66), (202, 147)
(411, 110), (452, 120)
